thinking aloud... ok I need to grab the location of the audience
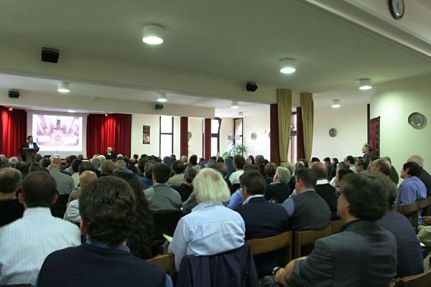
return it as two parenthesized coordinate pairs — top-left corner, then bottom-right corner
(235, 170), (289, 280)
(169, 168), (244, 270)
(377, 175), (423, 277)
(48, 154), (75, 195)
(144, 163), (182, 211)
(398, 161), (427, 223)
(265, 166), (291, 203)
(274, 173), (397, 286)
(310, 162), (338, 220)
(282, 168), (331, 230)
(229, 155), (246, 186)
(167, 160), (185, 187)
(408, 154), (431, 196)
(37, 176), (170, 287)
(0, 171), (81, 286)
(64, 170), (98, 224)
(174, 167), (198, 202)
(0, 168), (24, 226)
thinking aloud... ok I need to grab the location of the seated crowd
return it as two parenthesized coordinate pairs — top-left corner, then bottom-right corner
(0, 146), (431, 286)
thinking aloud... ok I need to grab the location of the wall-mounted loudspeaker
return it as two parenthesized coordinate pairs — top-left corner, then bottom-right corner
(155, 103), (164, 110)
(8, 89), (20, 98)
(245, 81), (258, 92)
(41, 47), (60, 63)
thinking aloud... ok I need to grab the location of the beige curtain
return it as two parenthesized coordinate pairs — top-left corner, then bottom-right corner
(301, 92), (314, 160)
(276, 88), (292, 166)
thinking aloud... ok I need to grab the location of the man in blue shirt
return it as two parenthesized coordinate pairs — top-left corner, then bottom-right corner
(37, 176), (171, 287)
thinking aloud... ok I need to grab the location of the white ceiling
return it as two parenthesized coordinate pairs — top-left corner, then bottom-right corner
(0, 0), (431, 115)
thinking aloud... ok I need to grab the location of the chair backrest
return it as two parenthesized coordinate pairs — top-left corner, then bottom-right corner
(329, 219), (344, 234)
(418, 197), (431, 216)
(398, 270), (431, 287)
(396, 203), (419, 229)
(247, 231), (292, 261)
(293, 225), (331, 258)
(147, 253), (176, 278)
(153, 209), (183, 237)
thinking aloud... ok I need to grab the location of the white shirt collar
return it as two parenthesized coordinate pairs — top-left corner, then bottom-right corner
(243, 194), (264, 205)
(316, 179), (329, 185)
(23, 207), (52, 216)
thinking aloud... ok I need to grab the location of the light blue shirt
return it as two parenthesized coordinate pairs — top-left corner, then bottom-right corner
(168, 202), (245, 270)
(0, 207), (81, 285)
(228, 188), (244, 209)
(398, 176), (427, 223)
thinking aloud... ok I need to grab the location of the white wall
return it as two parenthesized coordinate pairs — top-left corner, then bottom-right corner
(312, 104), (367, 161)
(220, 117), (234, 155)
(371, 73), (431, 171)
(131, 114), (160, 157)
(243, 106), (271, 159)
(188, 118), (203, 159)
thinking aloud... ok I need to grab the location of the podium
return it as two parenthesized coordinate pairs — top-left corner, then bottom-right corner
(21, 148), (39, 163)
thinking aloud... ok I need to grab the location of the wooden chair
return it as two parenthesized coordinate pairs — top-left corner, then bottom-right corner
(247, 231), (292, 262)
(396, 203), (419, 229)
(329, 219), (344, 234)
(397, 270), (431, 287)
(147, 253), (176, 278)
(293, 225), (332, 258)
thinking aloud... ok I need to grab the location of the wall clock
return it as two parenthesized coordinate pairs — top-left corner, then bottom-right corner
(389, 0), (405, 20)
(408, 112), (426, 129)
(328, 128), (337, 137)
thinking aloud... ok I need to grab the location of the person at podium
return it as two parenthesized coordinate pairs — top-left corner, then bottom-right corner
(20, 136), (40, 163)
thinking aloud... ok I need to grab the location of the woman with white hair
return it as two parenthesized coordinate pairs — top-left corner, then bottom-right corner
(168, 168), (245, 270)
(265, 166), (292, 203)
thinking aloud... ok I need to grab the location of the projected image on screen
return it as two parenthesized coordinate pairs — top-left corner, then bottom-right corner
(32, 114), (83, 152)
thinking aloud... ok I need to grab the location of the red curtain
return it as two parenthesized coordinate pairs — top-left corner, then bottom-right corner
(86, 113), (131, 158)
(180, 117), (188, 157)
(0, 106), (27, 158)
(270, 104), (280, 165)
(369, 117), (380, 157)
(296, 107), (305, 160)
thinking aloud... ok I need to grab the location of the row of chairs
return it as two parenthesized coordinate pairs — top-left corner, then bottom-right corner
(147, 219), (346, 279)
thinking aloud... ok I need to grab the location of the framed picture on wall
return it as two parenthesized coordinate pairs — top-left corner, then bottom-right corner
(143, 125), (150, 144)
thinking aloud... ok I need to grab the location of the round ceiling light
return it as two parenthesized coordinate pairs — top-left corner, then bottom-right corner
(142, 25), (164, 45)
(57, 82), (70, 94)
(359, 78), (373, 91)
(280, 58), (296, 75)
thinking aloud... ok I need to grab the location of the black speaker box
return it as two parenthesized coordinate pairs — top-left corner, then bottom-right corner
(8, 89), (20, 98)
(41, 47), (59, 63)
(246, 81), (258, 92)
(155, 103), (164, 110)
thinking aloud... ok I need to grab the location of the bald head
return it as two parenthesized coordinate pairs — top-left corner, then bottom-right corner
(79, 170), (98, 189)
(310, 162), (328, 179)
(50, 154), (62, 166)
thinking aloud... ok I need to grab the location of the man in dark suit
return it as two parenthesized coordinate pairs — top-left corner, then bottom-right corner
(104, 146), (116, 160)
(377, 176), (423, 277)
(0, 167), (24, 226)
(408, 155), (431, 196)
(236, 170), (289, 279)
(37, 176), (170, 287)
(274, 173), (397, 287)
(281, 168), (331, 231)
(20, 136), (40, 163)
(310, 162), (338, 220)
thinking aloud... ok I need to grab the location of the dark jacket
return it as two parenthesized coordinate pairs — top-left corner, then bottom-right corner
(37, 243), (166, 287)
(176, 244), (259, 287)
(315, 183), (338, 220)
(419, 168), (431, 196)
(290, 190), (331, 231)
(265, 183), (291, 203)
(378, 210), (423, 277)
(0, 198), (24, 227)
(286, 220), (397, 287)
(236, 197), (289, 277)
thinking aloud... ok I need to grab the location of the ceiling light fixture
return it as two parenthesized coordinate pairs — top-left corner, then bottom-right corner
(67, 109), (76, 113)
(105, 113), (108, 117)
(142, 24), (164, 45)
(331, 99), (341, 109)
(279, 58), (296, 75)
(157, 93), (168, 103)
(358, 78), (373, 91)
(231, 101), (239, 109)
(57, 82), (70, 94)
(8, 107), (13, 111)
